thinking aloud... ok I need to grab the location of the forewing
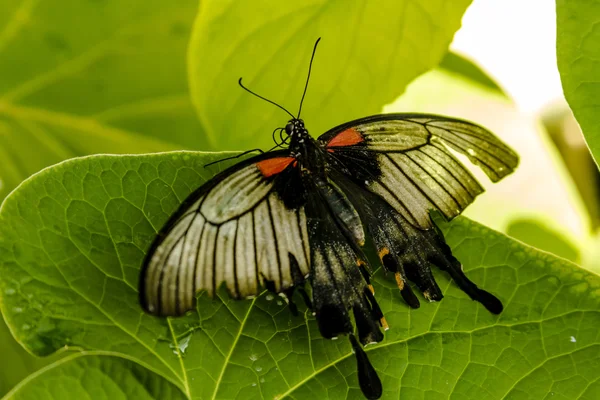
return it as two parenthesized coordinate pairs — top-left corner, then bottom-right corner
(319, 113), (518, 228)
(139, 152), (310, 316)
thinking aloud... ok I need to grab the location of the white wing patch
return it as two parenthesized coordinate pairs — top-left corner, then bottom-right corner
(356, 120), (429, 151)
(200, 164), (274, 224)
(141, 163), (310, 316)
(368, 146), (484, 228)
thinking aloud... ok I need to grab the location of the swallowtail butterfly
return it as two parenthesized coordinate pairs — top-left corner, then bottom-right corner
(139, 39), (518, 399)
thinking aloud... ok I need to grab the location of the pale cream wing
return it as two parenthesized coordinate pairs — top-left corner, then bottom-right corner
(140, 155), (310, 316)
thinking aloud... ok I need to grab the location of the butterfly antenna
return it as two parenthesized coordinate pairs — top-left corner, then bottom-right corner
(238, 78), (295, 119)
(297, 37), (321, 118)
(203, 149), (264, 168)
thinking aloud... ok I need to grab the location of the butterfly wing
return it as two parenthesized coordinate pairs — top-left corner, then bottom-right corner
(139, 151), (310, 316)
(319, 113), (517, 312)
(319, 113), (518, 229)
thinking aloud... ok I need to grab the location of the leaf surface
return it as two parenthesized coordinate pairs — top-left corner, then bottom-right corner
(439, 52), (507, 96)
(1, 152), (599, 399)
(189, 0), (472, 150)
(557, 0), (600, 165)
(0, 0), (205, 201)
(0, 317), (64, 397)
(4, 352), (187, 400)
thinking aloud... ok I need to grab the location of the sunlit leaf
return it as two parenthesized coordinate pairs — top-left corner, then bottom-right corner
(507, 218), (579, 263)
(189, 0), (472, 151)
(557, 0), (600, 166)
(438, 52), (507, 96)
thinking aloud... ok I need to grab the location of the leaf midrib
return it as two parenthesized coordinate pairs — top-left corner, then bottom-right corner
(210, 298), (258, 400)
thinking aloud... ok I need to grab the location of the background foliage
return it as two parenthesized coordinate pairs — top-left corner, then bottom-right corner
(0, 0), (599, 399)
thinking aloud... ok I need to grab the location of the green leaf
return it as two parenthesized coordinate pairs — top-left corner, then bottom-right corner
(506, 218), (580, 263)
(4, 352), (187, 400)
(0, 317), (65, 397)
(0, 0), (206, 201)
(188, 0), (472, 151)
(557, 0), (600, 165)
(438, 52), (507, 96)
(1, 152), (599, 399)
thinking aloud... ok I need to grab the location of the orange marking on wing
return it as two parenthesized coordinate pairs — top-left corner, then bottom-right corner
(380, 316), (389, 331)
(394, 272), (405, 290)
(255, 157), (295, 178)
(327, 128), (364, 147)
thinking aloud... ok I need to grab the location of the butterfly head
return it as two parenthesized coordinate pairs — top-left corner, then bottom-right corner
(285, 118), (306, 138)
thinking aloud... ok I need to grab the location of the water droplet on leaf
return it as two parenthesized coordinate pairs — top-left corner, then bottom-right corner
(169, 333), (192, 355)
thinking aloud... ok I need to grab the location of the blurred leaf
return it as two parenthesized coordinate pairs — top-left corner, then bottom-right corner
(4, 353), (187, 400)
(0, 0), (205, 201)
(0, 317), (66, 397)
(507, 218), (580, 263)
(1, 152), (599, 399)
(556, 0), (600, 166)
(189, 0), (472, 151)
(439, 51), (507, 96)
(541, 105), (600, 231)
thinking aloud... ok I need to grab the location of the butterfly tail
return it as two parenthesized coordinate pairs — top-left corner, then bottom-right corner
(350, 334), (383, 400)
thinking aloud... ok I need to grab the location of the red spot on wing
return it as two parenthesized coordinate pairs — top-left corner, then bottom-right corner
(327, 128), (364, 147)
(255, 157), (295, 177)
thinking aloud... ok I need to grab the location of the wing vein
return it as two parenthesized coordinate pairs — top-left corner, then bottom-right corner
(404, 151), (461, 210)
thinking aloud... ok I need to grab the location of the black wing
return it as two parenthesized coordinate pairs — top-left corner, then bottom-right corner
(303, 176), (385, 399)
(139, 150), (310, 316)
(319, 113), (519, 229)
(319, 113), (517, 313)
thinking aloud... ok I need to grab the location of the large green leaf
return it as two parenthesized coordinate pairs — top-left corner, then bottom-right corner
(556, 0), (600, 165)
(4, 352), (187, 400)
(1, 152), (599, 399)
(0, 0), (206, 201)
(188, 0), (472, 151)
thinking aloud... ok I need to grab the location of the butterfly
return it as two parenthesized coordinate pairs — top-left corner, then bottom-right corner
(139, 38), (518, 399)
